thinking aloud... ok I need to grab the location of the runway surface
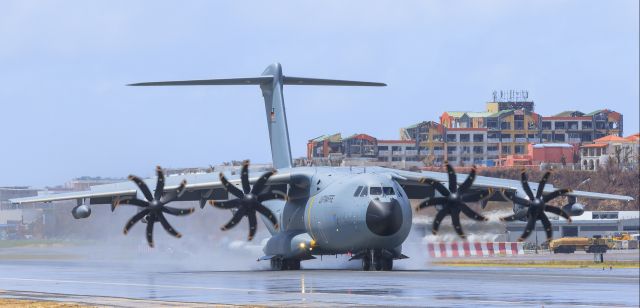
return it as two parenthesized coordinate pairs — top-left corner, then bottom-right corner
(0, 246), (638, 307)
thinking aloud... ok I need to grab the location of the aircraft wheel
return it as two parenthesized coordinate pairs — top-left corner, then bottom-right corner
(374, 258), (384, 271)
(362, 257), (371, 271)
(270, 258), (282, 270)
(382, 258), (393, 271)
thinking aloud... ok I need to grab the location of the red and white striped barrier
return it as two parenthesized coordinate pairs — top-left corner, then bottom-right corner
(427, 242), (524, 258)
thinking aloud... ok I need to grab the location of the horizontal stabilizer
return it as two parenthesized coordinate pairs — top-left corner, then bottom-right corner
(283, 76), (386, 87)
(128, 76), (273, 86)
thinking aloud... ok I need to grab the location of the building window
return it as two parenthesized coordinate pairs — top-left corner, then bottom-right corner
(459, 134), (470, 142)
(487, 145), (498, 152)
(502, 146), (511, 154)
(461, 146), (470, 154)
(582, 121), (593, 129)
(473, 134), (484, 142)
(501, 122), (511, 130)
(447, 146), (457, 154)
(392, 146), (402, 151)
(554, 134), (565, 142)
(446, 134), (457, 142)
(392, 157), (403, 161)
(378, 146), (388, 151)
(515, 145), (525, 154)
(473, 146), (484, 154)
(555, 122), (566, 129)
(568, 121), (578, 130)
(542, 121), (552, 129)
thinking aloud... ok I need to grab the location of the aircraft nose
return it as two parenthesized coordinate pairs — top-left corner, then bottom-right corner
(366, 198), (403, 236)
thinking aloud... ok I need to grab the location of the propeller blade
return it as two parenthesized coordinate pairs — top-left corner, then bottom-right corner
(247, 210), (257, 241)
(209, 199), (241, 209)
(251, 170), (276, 195)
(460, 203), (488, 221)
(419, 178), (450, 197)
(536, 171), (551, 199)
(240, 160), (251, 194)
(450, 211), (466, 239)
(431, 210), (448, 235)
(540, 213), (553, 240)
(221, 208), (246, 231)
(160, 179), (188, 204)
(115, 198), (148, 211)
(520, 171), (535, 200)
(199, 198), (207, 209)
(500, 213), (520, 222)
(461, 188), (493, 203)
(219, 173), (245, 199)
(458, 165), (476, 194)
(154, 166), (165, 201)
(256, 204), (279, 229)
(518, 216), (537, 241)
(502, 191), (531, 207)
(445, 162), (457, 193)
(145, 214), (156, 248)
(545, 205), (572, 222)
(417, 197), (447, 210)
(128, 175), (154, 201)
(157, 214), (181, 238)
(542, 188), (571, 203)
(162, 206), (194, 216)
(123, 209), (150, 235)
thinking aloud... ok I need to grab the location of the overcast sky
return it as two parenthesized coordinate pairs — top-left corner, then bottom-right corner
(1, 0), (638, 187)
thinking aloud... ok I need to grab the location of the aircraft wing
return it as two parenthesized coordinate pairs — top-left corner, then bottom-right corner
(10, 170), (295, 206)
(376, 167), (634, 202)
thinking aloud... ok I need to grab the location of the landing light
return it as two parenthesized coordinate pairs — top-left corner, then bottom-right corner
(299, 242), (306, 249)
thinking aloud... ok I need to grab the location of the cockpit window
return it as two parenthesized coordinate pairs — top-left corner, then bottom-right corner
(353, 186), (363, 197)
(383, 187), (395, 195)
(360, 186), (368, 197)
(370, 187), (382, 195)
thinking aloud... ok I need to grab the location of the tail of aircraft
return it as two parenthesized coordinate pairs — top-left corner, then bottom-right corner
(129, 63), (386, 169)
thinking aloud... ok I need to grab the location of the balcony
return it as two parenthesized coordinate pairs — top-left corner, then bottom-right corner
(515, 138), (527, 143)
(378, 150), (390, 156)
(433, 150), (444, 155)
(568, 138), (582, 143)
(501, 138), (513, 143)
(487, 138), (500, 143)
(405, 150), (417, 156)
(392, 151), (404, 156)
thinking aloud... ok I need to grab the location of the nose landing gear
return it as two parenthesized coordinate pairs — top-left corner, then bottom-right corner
(361, 249), (393, 271)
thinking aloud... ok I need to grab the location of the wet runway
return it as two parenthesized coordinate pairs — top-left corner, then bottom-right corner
(0, 248), (638, 307)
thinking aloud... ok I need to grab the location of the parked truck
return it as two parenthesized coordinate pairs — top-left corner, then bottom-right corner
(549, 236), (613, 254)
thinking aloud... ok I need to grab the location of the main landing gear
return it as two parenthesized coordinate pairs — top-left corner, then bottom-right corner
(270, 257), (301, 270)
(361, 249), (393, 271)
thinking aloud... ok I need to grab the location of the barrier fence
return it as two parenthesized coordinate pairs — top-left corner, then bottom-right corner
(427, 242), (525, 258)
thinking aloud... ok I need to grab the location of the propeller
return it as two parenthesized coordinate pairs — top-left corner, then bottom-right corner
(209, 160), (281, 241)
(417, 163), (493, 239)
(112, 166), (195, 247)
(500, 170), (572, 241)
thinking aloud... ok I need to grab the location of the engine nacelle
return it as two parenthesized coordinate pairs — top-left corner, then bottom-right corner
(71, 204), (91, 219)
(562, 203), (585, 217)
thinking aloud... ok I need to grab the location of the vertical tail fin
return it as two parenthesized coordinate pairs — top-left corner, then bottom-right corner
(129, 63), (386, 169)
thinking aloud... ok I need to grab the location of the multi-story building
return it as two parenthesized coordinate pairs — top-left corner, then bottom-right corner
(580, 134), (639, 170)
(540, 110), (623, 143)
(342, 134), (377, 159)
(307, 133), (342, 160)
(399, 121), (445, 166)
(444, 128), (489, 166)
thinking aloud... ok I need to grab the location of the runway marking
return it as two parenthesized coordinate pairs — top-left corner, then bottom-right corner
(0, 277), (421, 301)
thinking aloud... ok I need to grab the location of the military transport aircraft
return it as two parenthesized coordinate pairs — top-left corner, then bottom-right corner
(11, 63), (633, 271)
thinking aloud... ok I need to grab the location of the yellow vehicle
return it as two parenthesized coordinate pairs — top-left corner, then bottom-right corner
(548, 236), (613, 254)
(612, 232), (633, 241)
